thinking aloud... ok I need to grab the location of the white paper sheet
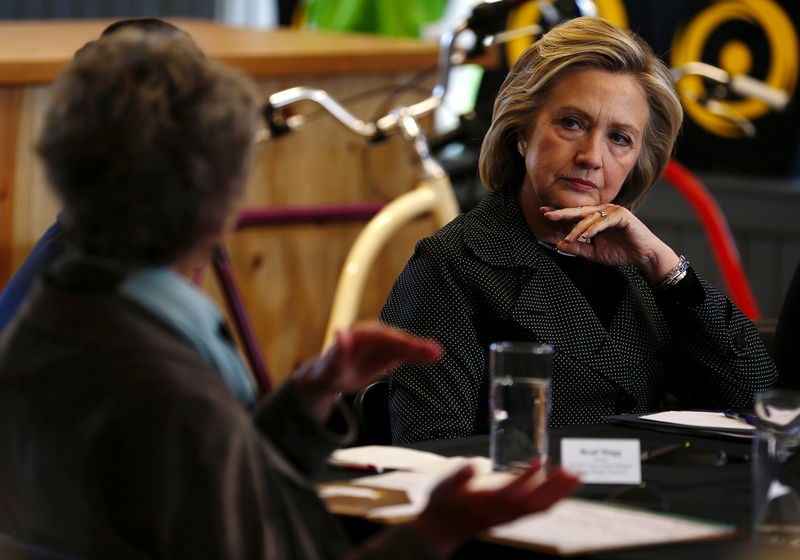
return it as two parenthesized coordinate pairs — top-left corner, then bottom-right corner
(350, 458), (499, 520)
(352, 471), (441, 519)
(329, 446), (494, 474)
(639, 411), (755, 431)
(488, 498), (736, 555)
(337, 468), (735, 554)
(328, 445), (448, 470)
(317, 485), (382, 500)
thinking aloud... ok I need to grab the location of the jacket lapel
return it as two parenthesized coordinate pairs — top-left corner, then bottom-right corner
(463, 188), (668, 399)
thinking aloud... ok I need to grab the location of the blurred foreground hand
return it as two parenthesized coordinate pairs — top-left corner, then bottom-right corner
(413, 461), (580, 558)
(293, 321), (442, 420)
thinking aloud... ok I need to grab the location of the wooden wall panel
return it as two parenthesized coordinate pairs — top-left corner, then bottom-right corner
(4, 85), (60, 278)
(0, 87), (23, 283)
(0, 22), (439, 389)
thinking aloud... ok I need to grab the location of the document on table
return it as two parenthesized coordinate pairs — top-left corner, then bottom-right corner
(328, 445), (447, 471)
(640, 411), (755, 432)
(606, 410), (754, 439)
(323, 466), (514, 521)
(486, 498), (737, 556)
(318, 468), (737, 555)
(319, 458), (493, 521)
(328, 445), (493, 472)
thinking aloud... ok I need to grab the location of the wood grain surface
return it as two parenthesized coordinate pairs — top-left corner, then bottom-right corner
(0, 19), (438, 84)
(0, 20), (441, 385)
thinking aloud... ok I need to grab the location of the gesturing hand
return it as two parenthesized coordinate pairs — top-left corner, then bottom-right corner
(542, 204), (681, 285)
(292, 321), (442, 421)
(411, 461), (580, 558)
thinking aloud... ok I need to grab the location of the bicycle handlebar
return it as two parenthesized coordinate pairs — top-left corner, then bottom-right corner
(265, 87), (380, 138)
(729, 75), (789, 111)
(672, 61), (790, 111)
(263, 21), (465, 141)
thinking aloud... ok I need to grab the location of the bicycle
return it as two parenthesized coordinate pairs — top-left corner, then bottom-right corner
(212, 14), (475, 394)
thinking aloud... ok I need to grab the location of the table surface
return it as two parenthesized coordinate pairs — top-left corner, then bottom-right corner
(0, 19), (438, 84)
(321, 423), (775, 559)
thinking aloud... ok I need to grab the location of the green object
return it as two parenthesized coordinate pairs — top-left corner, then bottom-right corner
(304, 0), (448, 37)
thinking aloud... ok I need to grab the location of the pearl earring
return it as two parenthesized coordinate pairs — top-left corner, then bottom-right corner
(517, 138), (527, 156)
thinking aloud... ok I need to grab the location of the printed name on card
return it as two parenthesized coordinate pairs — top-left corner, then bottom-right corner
(560, 438), (641, 484)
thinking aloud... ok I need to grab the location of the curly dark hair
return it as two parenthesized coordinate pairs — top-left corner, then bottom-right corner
(100, 17), (182, 37)
(38, 28), (259, 265)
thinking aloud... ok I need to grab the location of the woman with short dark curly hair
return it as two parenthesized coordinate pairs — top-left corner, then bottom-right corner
(0, 17), (189, 330)
(0, 27), (579, 560)
(38, 27), (252, 267)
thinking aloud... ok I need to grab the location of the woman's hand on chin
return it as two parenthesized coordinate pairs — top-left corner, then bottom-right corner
(541, 204), (681, 286)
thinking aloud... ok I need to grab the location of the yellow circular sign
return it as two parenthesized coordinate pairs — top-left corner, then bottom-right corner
(719, 39), (753, 75)
(671, 0), (798, 138)
(505, 0), (629, 67)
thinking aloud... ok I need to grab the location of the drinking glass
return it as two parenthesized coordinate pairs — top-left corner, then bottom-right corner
(489, 341), (553, 472)
(752, 389), (800, 547)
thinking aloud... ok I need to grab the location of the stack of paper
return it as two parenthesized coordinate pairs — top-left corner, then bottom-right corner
(328, 445), (495, 476)
(328, 445), (451, 471)
(318, 465), (737, 555)
(486, 497), (737, 555)
(320, 452), (492, 520)
(608, 410), (755, 439)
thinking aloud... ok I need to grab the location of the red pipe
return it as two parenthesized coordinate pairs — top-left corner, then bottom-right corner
(662, 159), (760, 319)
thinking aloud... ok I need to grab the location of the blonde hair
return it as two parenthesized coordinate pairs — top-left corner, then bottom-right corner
(478, 17), (682, 210)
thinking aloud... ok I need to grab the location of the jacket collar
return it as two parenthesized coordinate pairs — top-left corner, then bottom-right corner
(462, 185), (545, 270)
(462, 186), (667, 399)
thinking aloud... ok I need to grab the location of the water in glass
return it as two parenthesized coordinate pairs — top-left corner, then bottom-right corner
(490, 376), (550, 472)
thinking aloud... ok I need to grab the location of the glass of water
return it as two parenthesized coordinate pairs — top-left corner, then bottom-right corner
(489, 341), (553, 472)
(752, 389), (800, 547)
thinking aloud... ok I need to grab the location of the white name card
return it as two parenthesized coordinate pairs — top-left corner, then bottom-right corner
(561, 438), (641, 484)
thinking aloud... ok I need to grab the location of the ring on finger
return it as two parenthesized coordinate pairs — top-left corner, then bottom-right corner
(597, 209), (607, 218)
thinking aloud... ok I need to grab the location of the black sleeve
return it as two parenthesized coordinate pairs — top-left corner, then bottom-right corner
(655, 267), (777, 408)
(775, 262), (800, 389)
(254, 380), (351, 477)
(380, 248), (488, 444)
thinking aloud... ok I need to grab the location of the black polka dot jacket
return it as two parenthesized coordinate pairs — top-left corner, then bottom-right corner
(380, 186), (777, 444)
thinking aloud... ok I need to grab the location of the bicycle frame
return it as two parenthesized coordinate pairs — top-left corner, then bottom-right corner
(212, 116), (458, 396)
(209, 20), (474, 395)
(323, 111), (459, 348)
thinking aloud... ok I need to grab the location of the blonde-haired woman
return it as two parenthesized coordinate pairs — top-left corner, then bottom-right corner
(382, 17), (776, 444)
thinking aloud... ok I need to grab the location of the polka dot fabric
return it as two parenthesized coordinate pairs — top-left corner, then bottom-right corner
(380, 187), (777, 444)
